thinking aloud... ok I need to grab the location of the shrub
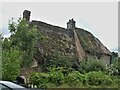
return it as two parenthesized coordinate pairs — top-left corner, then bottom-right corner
(71, 62), (80, 71)
(2, 48), (21, 81)
(106, 58), (120, 76)
(85, 71), (113, 86)
(48, 67), (73, 76)
(48, 70), (64, 86)
(65, 71), (85, 85)
(106, 64), (118, 76)
(29, 72), (49, 88)
(79, 59), (106, 73)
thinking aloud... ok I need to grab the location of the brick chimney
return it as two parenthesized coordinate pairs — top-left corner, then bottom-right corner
(23, 10), (31, 21)
(67, 18), (76, 30)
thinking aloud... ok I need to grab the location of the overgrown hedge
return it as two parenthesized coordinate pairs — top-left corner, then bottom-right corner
(29, 72), (49, 88)
(65, 71), (85, 85)
(28, 67), (117, 88)
(85, 71), (113, 86)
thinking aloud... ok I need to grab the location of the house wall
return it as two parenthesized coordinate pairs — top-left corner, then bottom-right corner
(100, 54), (111, 65)
(85, 52), (111, 65)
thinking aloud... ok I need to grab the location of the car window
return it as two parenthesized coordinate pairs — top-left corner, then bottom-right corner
(0, 83), (13, 90)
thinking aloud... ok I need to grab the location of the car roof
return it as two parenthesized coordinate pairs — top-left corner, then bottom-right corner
(0, 81), (25, 88)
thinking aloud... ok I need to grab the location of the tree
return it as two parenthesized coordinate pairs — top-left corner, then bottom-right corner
(2, 48), (21, 81)
(2, 38), (12, 50)
(2, 17), (45, 81)
(8, 18), (41, 67)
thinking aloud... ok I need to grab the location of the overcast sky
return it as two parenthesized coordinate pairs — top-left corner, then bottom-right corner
(1, 2), (118, 52)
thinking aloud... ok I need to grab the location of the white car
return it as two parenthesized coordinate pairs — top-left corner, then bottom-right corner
(0, 81), (28, 90)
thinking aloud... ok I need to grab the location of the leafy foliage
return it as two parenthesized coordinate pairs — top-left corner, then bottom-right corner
(85, 71), (113, 86)
(48, 69), (64, 86)
(65, 71), (85, 85)
(28, 68), (117, 88)
(2, 38), (12, 50)
(6, 18), (42, 67)
(106, 58), (120, 76)
(79, 59), (106, 73)
(2, 17), (44, 81)
(48, 67), (73, 76)
(29, 72), (49, 88)
(2, 48), (21, 81)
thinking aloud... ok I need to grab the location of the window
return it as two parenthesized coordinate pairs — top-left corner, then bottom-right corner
(0, 83), (13, 90)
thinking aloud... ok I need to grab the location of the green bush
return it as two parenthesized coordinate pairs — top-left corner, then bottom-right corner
(29, 72), (49, 88)
(79, 59), (106, 73)
(28, 68), (118, 88)
(65, 71), (85, 85)
(106, 58), (120, 76)
(48, 67), (73, 76)
(85, 71), (113, 86)
(2, 48), (21, 81)
(48, 70), (64, 86)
